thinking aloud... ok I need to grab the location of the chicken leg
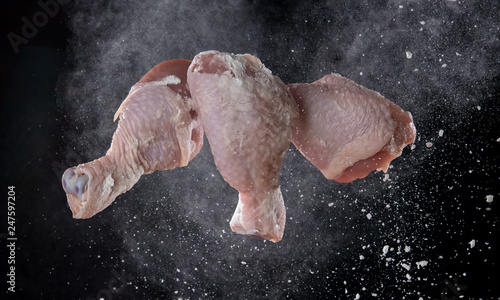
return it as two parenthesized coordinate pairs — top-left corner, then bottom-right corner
(62, 59), (203, 219)
(187, 51), (298, 242)
(288, 73), (416, 183)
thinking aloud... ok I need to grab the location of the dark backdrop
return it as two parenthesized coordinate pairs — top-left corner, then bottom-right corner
(1, 0), (499, 299)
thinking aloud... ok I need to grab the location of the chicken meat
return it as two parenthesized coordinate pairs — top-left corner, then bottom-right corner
(288, 73), (416, 183)
(62, 59), (203, 218)
(62, 51), (416, 243)
(187, 51), (298, 242)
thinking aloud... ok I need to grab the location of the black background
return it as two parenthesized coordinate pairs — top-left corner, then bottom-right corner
(1, 0), (499, 299)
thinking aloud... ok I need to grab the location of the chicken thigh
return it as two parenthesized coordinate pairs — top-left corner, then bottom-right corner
(187, 51), (298, 242)
(288, 73), (416, 183)
(62, 59), (203, 219)
(62, 50), (416, 243)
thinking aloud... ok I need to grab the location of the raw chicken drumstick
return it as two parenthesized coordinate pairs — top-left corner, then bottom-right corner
(288, 73), (416, 183)
(62, 50), (416, 243)
(187, 51), (299, 242)
(62, 59), (203, 219)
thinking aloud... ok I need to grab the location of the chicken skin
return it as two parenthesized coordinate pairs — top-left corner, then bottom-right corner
(187, 51), (298, 242)
(62, 59), (203, 219)
(62, 51), (416, 243)
(288, 73), (416, 183)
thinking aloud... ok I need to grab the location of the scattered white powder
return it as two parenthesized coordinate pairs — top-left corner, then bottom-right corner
(438, 129), (444, 137)
(401, 263), (411, 271)
(382, 245), (389, 255)
(469, 239), (475, 249)
(366, 213), (372, 220)
(426, 142), (433, 148)
(383, 174), (390, 182)
(486, 195), (493, 203)
(101, 173), (115, 198)
(416, 260), (428, 269)
(150, 75), (181, 86)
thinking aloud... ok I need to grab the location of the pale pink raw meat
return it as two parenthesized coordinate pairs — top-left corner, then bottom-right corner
(288, 73), (416, 183)
(62, 59), (203, 219)
(187, 51), (298, 242)
(62, 51), (416, 243)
